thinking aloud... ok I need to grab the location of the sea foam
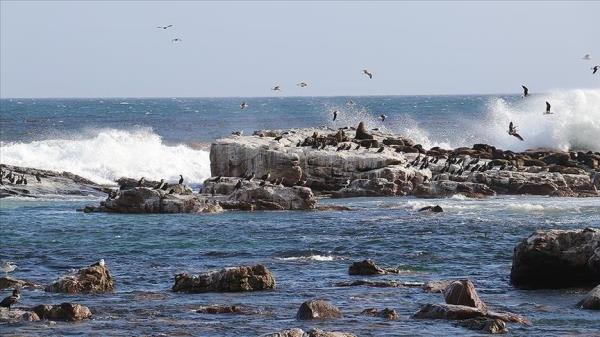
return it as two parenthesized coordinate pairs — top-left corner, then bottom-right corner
(0, 128), (211, 185)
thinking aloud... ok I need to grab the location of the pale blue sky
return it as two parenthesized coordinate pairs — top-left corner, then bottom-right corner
(1, 1), (598, 98)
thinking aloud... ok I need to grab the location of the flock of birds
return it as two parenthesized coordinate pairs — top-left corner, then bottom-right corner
(0, 169), (42, 186)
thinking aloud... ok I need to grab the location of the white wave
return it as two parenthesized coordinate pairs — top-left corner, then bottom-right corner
(277, 255), (335, 261)
(478, 89), (600, 152)
(0, 128), (211, 185)
(506, 203), (545, 212)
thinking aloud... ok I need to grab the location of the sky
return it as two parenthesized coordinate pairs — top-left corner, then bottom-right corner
(0, 1), (598, 98)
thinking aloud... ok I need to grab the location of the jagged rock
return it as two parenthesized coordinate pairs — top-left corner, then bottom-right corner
(361, 307), (399, 320)
(87, 187), (210, 213)
(296, 299), (342, 320)
(510, 228), (600, 288)
(412, 303), (484, 320)
(172, 264), (275, 293)
(414, 180), (496, 198)
(0, 164), (106, 199)
(443, 279), (487, 312)
(455, 317), (508, 334)
(31, 303), (92, 321)
(348, 259), (399, 275)
(422, 280), (452, 293)
(45, 261), (114, 294)
(486, 310), (530, 325)
(577, 284), (600, 310)
(0, 276), (38, 290)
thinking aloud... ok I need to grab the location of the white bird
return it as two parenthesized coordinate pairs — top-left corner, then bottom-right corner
(582, 54), (591, 60)
(297, 81), (308, 87)
(240, 102), (248, 109)
(157, 25), (173, 30)
(0, 261), (17, 275)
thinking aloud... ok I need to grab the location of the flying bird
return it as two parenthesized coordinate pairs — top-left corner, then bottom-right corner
(297, 82), (308, 87)
(592, 65), (599, 74)
(272, 85), (281, 91)
(544, 101), (553, 115)
(171, 38), (182, 43)
(231, 130), (243, 136)
(157, 25), (173, 30)
(379, 114), (387, 122)
(521, 85), (529, 97)
(240, 102), (248, 109)
(362, 69), (373, 79)
(333, 110), (338, 121)
(582, 54), (591, 60)
(508, 121), (524, 141)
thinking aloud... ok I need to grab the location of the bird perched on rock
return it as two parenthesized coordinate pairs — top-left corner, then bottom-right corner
(0, 288), (20, 310)
(155, 179), (166, 190)
(521, 85), (529, 97)
(35, 173), (42, 183)
(362, 69), (373, 79)
(260, 171), (271, 181)
(138, 177), (145, 187)
(377, 146), (385, 153)
(245, 172), (255, 181)
(179, 175), (184, 184)
(234, 179), (243, 190)
(0, 261), (16, 275)
(544, 101), (553, 115)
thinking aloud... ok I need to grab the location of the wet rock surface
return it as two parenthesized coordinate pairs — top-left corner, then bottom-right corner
(296, 299), (342, 320)
(0, 276), (39, 290)
(510, 228), (600, 288)
(577, 284), (600, 310)
(45, 261), (114, 294)
(361, 307), (400, 320)
(348, 259), (401, 275)
(172, 264), (275, 293)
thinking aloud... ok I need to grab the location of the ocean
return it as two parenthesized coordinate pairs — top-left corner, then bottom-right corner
(1, 91), (599, 336)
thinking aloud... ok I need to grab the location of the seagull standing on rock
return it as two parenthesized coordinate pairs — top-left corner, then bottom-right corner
(0, 261), (17, 275)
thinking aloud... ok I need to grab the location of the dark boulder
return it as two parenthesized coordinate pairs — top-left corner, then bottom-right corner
(296, 299), (342, 320)
(173, 264), (275, 293)
(45, 260), (114, 294)
(443, 279), (487, 312)
(577, 285), (600, 310)
(355, 122), (373, 140)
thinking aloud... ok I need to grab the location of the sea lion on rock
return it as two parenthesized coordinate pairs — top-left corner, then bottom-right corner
(355, 122), (373, 140)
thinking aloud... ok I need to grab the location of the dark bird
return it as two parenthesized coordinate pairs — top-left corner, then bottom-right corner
(377, 146), (385, 153)
(157, 25), (173, 30)
(168, 189), (175, 194)
(259, 180), (267, 187)
(178, 175), (184, 185)
(379, 114), (387, 122)
(583, 54), (591, 60)
(171, 38), (182, 43)
(333, 110), (338, 121)
(544, 101), (553, 115)
(260, 172), (271, 181)
(35, 173), (41, 183)
(355, 144), (361, 150)
(137, 177), (145, 187)
(234, 179), (242, 190)
(155, 179), (165, 190)
(521, 85), (529, 97)
(272, 85), (282, 91)
(245, 172), (255, 181)
(508, 121), (524, 141)
(0, 288), (20, 310)
(592, 65), (599, 74)
(297, 81), (308, 87)
(362, 69), (373, 79)
(274, 135), (283, 142)
(232, 131), (243, 136)
(296, 180), (307, 186)
(240, 102), (248, 109)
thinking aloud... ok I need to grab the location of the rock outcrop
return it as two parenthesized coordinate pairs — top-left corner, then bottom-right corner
(577, 284), (600, 310)
(361, 307), (399, 320)
(45, 261), (114, 294)
(296, 299), (342, 320)
(348, 259), (401, 275)
(455, 317), (508, 334)
(31, 303), (92, 321)
(172, 264), (275, 293)
(264, 329), (356, 337)
(510, 228), (600, 288)
(443, 279), (487, 313)
(0, 276), (39, 290)
(412, 303), (485, 320)
(0, 164), (107, 199)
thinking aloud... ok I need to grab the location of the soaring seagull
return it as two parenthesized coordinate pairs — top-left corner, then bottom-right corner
(272, 85), (282, 91)
(362, 69), (373, 79)
(240, 102), (248, 109)
(521, 85), (529, 97)
(592, 65), (599, 74)
(379, 114), (387, 122)
(544, 101), (553, 115)
(157, 25), (173, 30)
(582, 54), (591, 60)
(171, 38), (182, 43)
(297, 82), (308, 87)
(508, 122), (524, 141)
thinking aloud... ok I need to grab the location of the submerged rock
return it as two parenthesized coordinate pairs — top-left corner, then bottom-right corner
(296, 299), (342, 320)
(172, 264), (275, 293)
(348, 259), (400, 275)
(45, 260), (114, 294)
(412, 303), (485, 320)
(264, 329), (357, 337)
(0, 276), (39, 290)
(418, 205), (444, 212)
(263, 328), (306, 337)
(0, 308), (41, 323)
(335, 279), (421, 288)
(510, 228), (600, 288)
(422, 280), (453, 293)
(196, 305), (248, 314)
(455, 317), (508, 334)
(361, 307), (399, 320)
(577, 284), (600, 310)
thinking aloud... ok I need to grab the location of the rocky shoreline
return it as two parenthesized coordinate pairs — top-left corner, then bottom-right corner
(2, 124), (598, 213)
